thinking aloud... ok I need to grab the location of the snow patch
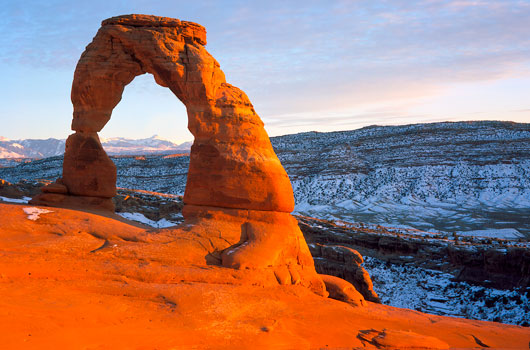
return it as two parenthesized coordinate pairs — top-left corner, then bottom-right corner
(458, 228), (524, 239)
(23, 207), (53, 220)
(0, 196), (31, 203)
(364, 256), (530, 325)
(117, 212), (177, 228)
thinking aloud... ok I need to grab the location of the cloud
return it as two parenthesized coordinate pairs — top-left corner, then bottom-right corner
(261, 107), (467, 137)
(205, 0), (530, 120)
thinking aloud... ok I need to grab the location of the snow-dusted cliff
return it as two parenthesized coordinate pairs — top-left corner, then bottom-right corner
(273, 121), (530, 238)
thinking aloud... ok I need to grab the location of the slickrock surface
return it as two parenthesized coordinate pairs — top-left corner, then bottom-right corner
(1, 203), (529, 349)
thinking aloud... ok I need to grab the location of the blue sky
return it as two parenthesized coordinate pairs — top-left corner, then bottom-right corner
(1, 0), (529, 143)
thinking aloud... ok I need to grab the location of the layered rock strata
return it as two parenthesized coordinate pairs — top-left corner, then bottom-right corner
(299, 215), (530, 290)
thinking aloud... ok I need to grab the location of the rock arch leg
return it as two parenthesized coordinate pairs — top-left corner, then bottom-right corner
(32, 27), (146, 211)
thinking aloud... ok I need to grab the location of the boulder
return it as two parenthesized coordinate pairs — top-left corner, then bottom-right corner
(309, 243), (380, 303)
(320, 274), (365, 307)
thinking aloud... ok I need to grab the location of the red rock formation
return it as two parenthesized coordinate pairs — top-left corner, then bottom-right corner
(309, 243), (380, 302)
(34, 14), (293, 212)
(61, 132), (116, 198)
(31, 14), (322, 294)
(69, 14), (293, 212)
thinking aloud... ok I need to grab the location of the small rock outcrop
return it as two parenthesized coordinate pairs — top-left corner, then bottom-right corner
(31, 14), (325, 295)
(0, 179), (25, 198)
(309, 243), (380, 302)
(320, 274), (365, 307)
(0, 179), (44, 199)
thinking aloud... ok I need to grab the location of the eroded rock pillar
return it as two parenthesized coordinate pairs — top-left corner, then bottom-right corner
(62, 132), (116, 198)
(30, 131), (116, 212)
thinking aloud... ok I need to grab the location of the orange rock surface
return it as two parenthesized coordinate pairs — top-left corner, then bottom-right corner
(61, 132), (117, 198)
(1, 202), (529, 349)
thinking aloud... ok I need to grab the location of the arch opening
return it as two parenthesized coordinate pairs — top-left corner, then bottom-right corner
(104, 73), (192, 224)
(101, 73), (192, 147)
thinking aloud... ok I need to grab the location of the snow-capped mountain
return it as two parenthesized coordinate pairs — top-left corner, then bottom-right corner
(0, 135), (191, 158)
(0, 138), (65, 158)
(99, 135), (191, 155)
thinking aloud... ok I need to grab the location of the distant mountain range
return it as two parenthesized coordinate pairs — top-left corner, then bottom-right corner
(0, 138), (65, 159)
(0, 135), (191, 159)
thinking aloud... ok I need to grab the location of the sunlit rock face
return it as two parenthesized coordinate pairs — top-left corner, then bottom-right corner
(68, 14), (293, 212)
(3, 202), (529, 349)
(31, 14), (324, 295)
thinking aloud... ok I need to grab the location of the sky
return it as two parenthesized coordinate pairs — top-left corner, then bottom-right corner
(0, 0), (529, 144)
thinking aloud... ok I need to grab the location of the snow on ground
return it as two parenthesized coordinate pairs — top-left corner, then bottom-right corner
(458, 228), (524, 239)
(363, 256), (530, 326)
(117, 212), (178, 228)
(3, 126), (530, 240)
(294, 196), (530, 240)
(0, 196), (31, 204)
(23, 207), (53, 220)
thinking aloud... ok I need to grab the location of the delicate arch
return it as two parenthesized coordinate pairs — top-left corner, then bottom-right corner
(46, 14), (294, 213)
(31, 14), (326, 296)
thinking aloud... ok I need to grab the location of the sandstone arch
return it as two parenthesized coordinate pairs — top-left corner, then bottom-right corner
(31, 14), (325, 295)
(41, 14), (293, 212)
